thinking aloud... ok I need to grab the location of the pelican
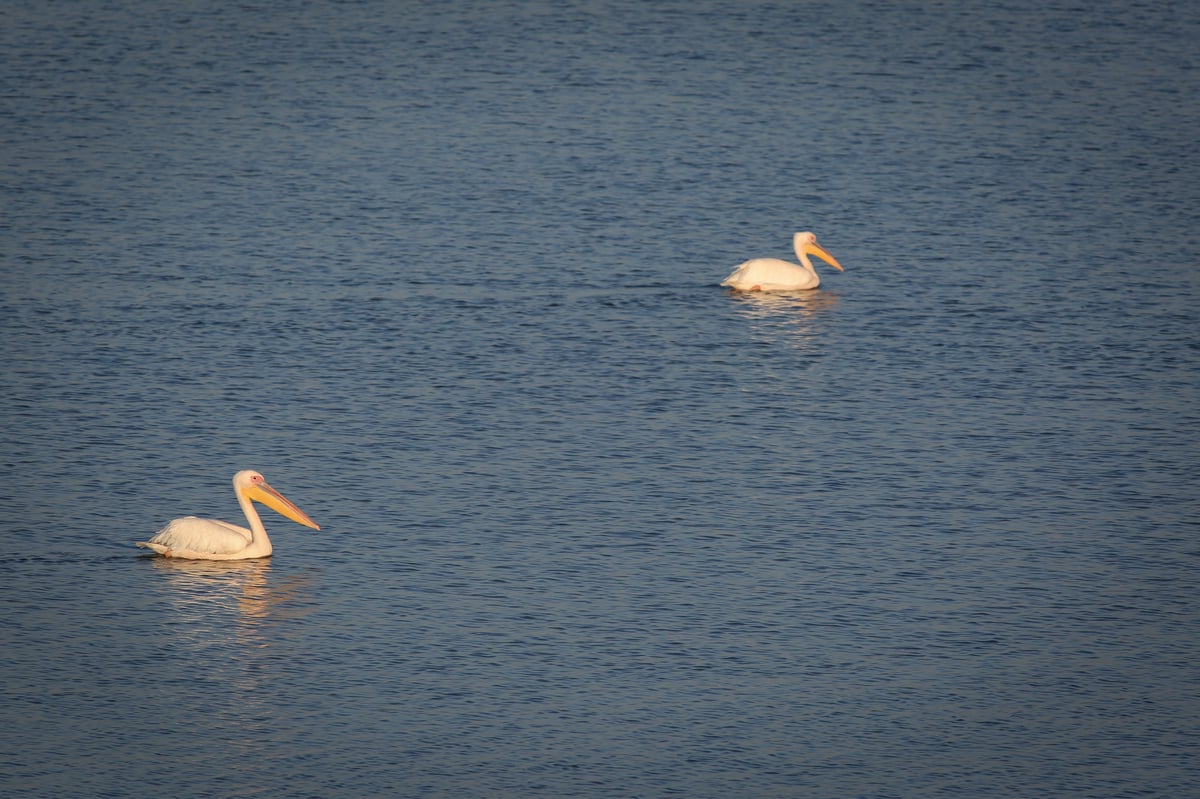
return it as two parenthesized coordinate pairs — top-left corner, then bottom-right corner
(137, 470), (320, 560)
(721, 231), (845, 291)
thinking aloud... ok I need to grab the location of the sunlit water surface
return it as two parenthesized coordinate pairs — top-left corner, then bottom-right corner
(3, 1), (1198, 797)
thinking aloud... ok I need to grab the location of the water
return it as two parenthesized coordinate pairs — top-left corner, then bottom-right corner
(3, 1), (1198, 796)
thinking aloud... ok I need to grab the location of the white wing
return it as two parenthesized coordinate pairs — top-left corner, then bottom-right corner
(722, 258), (816, 290)
(138, 516), (252, 556)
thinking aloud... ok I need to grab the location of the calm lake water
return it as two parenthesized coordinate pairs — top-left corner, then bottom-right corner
(3, 1), (1198, 796)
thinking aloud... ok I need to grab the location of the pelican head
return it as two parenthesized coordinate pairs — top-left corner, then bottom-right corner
(236, 470), (320, 530)
(794, 232), (844, 272)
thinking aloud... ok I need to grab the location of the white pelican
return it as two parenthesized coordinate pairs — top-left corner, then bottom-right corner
(137, 470), (320, 560)
(721, 231), (844, 291)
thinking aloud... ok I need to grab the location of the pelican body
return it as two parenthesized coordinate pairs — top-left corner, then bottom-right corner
(722, 231), (844, 291)
(137, 470), (320, 560)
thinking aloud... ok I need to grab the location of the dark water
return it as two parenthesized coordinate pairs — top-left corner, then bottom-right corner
(3, 1), (1198, 796)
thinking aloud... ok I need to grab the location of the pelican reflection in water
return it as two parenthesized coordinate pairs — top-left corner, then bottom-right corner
(137, 470), (320, 560)
(722, 231), (844, 291)
(150, 557), (318, 623)
(731, 289), (840, 350)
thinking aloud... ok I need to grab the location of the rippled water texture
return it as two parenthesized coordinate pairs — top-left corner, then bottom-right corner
(3, 1), (1198, 797)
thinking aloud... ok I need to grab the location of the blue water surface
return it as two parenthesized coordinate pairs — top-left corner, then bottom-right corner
(2, 1), (1198, 797)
